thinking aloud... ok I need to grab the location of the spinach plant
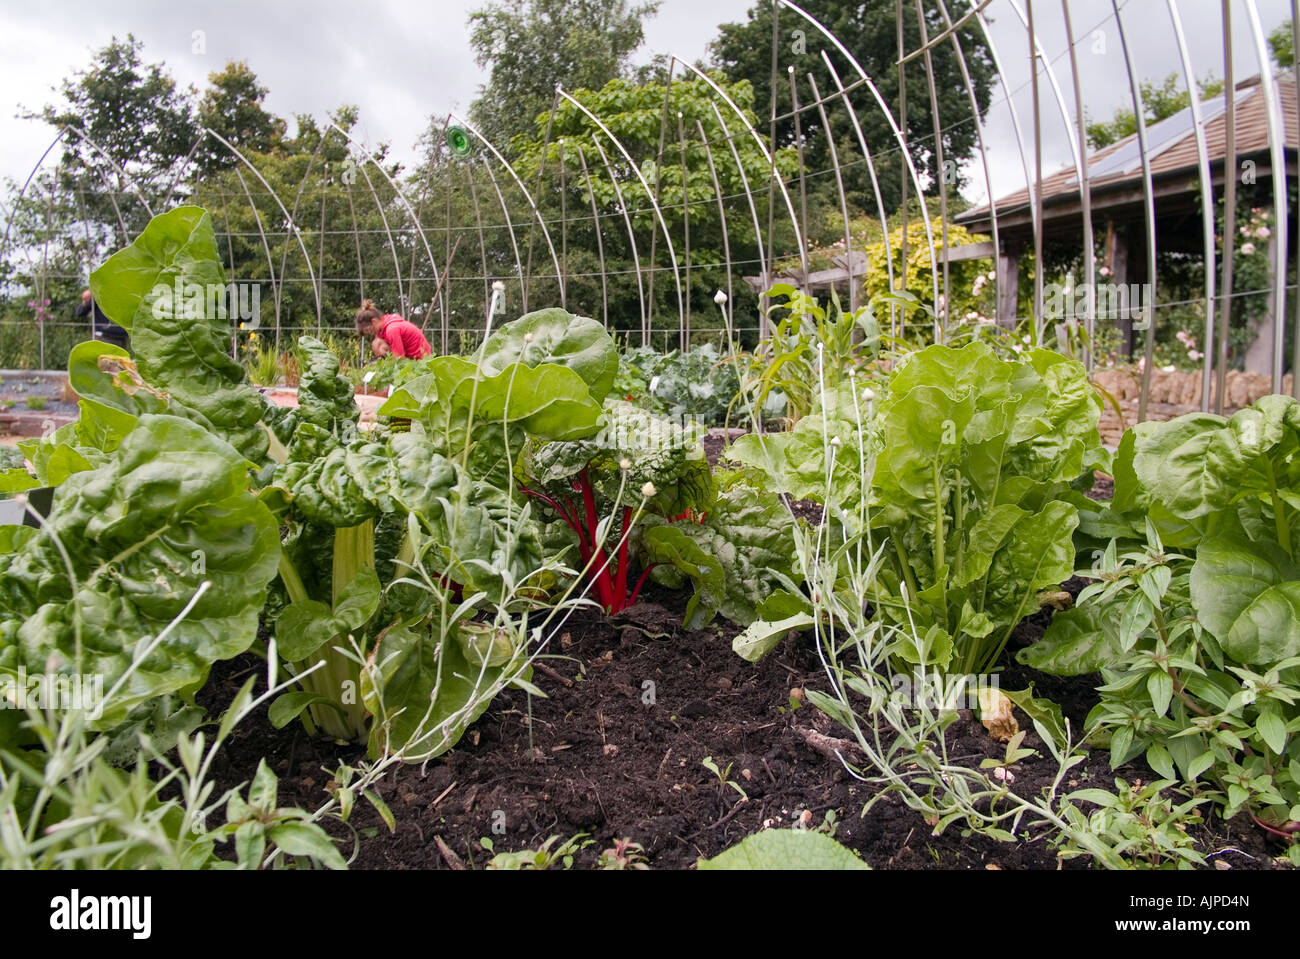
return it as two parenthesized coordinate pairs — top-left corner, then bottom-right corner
(732, 341), (1108, 675)
(1023, 397), (1300, 856)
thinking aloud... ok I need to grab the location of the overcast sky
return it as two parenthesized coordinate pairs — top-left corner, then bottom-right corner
(0, 0), (1294, 207)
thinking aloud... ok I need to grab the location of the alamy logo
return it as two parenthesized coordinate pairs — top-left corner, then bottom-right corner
(891, 671), (998, 710)
(1043, 273), (1153, 327)
(49, 890), (151, 939)
(150, 279), (261, 328)
(0, 667), (103, 720)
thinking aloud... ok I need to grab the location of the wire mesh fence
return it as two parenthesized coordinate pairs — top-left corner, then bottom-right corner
(2, 0), (1296, 419)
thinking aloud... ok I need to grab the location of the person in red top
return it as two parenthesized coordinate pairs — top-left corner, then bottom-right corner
(354, 299), (432, 358)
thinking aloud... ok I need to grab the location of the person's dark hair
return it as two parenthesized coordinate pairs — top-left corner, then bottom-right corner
(355, 299), (382, 335)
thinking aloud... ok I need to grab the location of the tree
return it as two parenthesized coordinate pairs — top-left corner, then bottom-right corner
(1086, 72), (1224, 150)
(710, 0), (996, 220)
(1268, 19), (1294, 68)
(513, 74), (798, 340)
(29, 35), (201, 237)
(467, 0), (661, 149)
(197, 61), (286, 175)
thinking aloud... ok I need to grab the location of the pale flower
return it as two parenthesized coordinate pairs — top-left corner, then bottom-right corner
(1255, 226), (1270, 239)
(641, 482), (657, 499)
(1242, 242), (1256, 255)
(714, 289), (728, 305)
(1099, 266), (1112, 278)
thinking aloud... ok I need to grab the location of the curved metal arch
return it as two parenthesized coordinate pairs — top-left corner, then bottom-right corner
(935, 0), (1001, 330)
(232, 166), (282, 346)
(806, 72), (855, 312)
(970, 4), (1038, 326)
(479, 154), (527, 314)
(1005, 1), (1085, 191)
(820, 55), (899, 312)
(203, 127), (323, 328)
(587, 135), (649, 341)
(670, 56), (808, 281)
(333, 120), (447, 322)
(71, 130), (155, 222)
(1061, 0), (1097, 365)
(573, 141), (614, 330)
(914, 0), (951, 325)
(710, 102), (768, 315)
(272, 126), (335, 337)
(447, 112), (564, 304)
(341, 140), (406, 313)
(556, 88), (682, 336)
(899, 0), (998, 64)
(1113, 0), (1161, 422)
(696, 117), (734, 334)
(777, 0), (940, 336)
(1243, 0), (1290, 392)
(1166, 0), (1217, 411)
(0, 127), (146, 269)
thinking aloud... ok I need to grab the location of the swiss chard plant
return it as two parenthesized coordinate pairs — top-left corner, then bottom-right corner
(0, 414), (280, 741)
(731, 341), (1109, 675)
(516, 400), (714, 614)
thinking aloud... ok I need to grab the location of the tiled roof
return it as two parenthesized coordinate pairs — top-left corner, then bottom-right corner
(956, 72), (1298, 230)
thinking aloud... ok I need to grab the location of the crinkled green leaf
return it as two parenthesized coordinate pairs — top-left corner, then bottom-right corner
(480, 308), (618, 402)
(0, 414), (279, 727)
(89, 206), (270, 462)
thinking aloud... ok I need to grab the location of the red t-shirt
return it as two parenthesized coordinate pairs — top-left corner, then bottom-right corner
(376, 314), (432, 358)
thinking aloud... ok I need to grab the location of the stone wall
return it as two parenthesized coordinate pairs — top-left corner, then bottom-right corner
(1091, 367), (1295, 447)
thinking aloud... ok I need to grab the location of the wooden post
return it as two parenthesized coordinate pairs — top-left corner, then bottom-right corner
(1105, 220), (1133, 357)
(997, 239), (1021, 328)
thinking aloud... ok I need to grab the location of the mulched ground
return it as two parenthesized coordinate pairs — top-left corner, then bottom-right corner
(205, 574), (1290, 871)
(196, 452), (1292, 871)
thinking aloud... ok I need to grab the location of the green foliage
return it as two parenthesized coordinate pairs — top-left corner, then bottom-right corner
(196, 60), (286, 176)
(89, 206), (272, 463)
(0, 415), (280, 734)
(479, 307), (620, 402)
(1025, 398), (1300, 846)
(293, 335), (360, 435)
(732, 341), (1108, 676)
(482, 832), (592, 869)
(468, 0), (661, 146)
(1269, 19), (1294, 68)
(1056, 779), (1208, 869)
(697, 829), (869, 870)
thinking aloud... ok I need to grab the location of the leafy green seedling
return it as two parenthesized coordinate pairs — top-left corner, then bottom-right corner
(702, 756), (749, 802)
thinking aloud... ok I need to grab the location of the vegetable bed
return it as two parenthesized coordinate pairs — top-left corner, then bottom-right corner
(203, 576), (1283, 870)
(3, 206), (1299, 872)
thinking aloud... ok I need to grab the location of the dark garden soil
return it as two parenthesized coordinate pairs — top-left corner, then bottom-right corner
(201, 471), (1292, 869)
(204, 578), (1291, 871)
